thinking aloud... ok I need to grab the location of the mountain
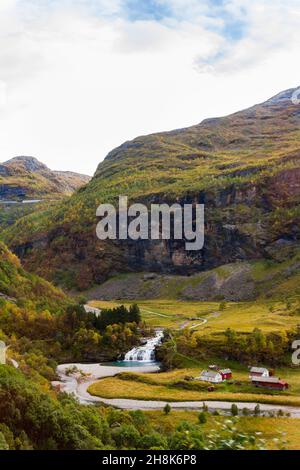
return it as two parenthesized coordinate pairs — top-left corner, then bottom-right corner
(2, 87), (300, 292)
(0, 156), (91, 200)
(0, 240), (68, 312)
(0, 156), (91, 230)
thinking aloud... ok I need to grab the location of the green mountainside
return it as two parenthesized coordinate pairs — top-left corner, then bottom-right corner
(2, 88), (300, 292)
(0, 156), (90, 200)
(0, 240), (68, 312)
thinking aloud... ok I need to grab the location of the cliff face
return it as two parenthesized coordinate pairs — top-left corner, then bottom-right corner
(0, 185), (27, 200)
(3, 88), (300, 291)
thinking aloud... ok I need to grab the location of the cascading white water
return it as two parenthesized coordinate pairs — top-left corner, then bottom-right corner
(124, 330), (164, 362)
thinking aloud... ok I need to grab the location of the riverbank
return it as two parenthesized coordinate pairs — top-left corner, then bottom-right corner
(53, 362), (300, 417)
(52, 363), (160, 404)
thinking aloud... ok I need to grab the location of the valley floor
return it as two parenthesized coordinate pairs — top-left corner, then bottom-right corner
(89, 299), (300, 333)
(65, 297), (300, 448)
(54, 362), (300, 416)
(87, 298), (300, 405)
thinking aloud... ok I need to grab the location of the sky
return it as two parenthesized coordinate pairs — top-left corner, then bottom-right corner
(0, 0), (300, 175)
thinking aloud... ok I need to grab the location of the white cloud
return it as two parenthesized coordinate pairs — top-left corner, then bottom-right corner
(195, 0), (300, 73)
(0, 1), (299, 175)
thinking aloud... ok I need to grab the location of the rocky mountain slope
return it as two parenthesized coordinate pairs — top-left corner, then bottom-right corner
(2, 88), (300, 293)
(86, 254), (300, 302)
(0, 156), (91, 200)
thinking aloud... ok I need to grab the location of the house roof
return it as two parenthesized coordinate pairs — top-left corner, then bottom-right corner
(250, 367), (269, 374)
(252, 376), (287, 385)
(200, 370), (221, 378)
(219, 369), (232, 374)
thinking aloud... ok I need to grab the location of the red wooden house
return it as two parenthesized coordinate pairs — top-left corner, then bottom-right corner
(251, 376), (289, 391)
(219, 369), (232, 380)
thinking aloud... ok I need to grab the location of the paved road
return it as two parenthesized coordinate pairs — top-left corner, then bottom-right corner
(53, 363), (300, 417)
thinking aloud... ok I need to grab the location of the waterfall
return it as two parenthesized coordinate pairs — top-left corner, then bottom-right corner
(124, 330), (164, 362)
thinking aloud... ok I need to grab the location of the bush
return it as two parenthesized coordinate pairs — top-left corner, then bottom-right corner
(163, 404), (171, 415)
(112, 424), (140, 449)
(231, 404), (239, 416)
(198, 412), (207, 424)
(0, 432), (9, 450)
(139, 433), (167, 450)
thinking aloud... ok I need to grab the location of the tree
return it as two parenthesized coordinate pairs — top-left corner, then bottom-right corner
(231, 404), (239, 416)
(112, 424), (140, 449)
(139, 433), (167, 450)
(0, 432), (8, 450)
(96, 305), (141, 330)
(168, 422), (204, 450)
(129, 304), (141, 324)
(198, 412), (207, 424)
(163, 404), (171, 415)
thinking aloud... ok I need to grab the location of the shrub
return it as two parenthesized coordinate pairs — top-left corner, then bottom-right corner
(231, 404), (239, 416)
(139, 433), (167, 450)
(254, 404), (261, 416)
(0, 432), (9, 450)
(198, 412), (207, 424)
(112, 424), (140, 449)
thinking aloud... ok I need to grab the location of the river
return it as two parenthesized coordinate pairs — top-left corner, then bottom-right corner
(52, 330), (300, 417)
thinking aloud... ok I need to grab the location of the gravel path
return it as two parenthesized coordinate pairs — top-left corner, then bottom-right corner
(53, 363), (300, 417)
(84, 305), (101, 317)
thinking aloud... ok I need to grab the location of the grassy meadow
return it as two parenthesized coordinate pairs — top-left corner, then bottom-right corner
(145, 411), (300, 450)
(89, 298), (300, 333)
(88, 363), (300, 406)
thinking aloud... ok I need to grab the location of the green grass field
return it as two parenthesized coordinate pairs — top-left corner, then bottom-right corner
(88, 363), (300, 406)
(89, 299), (299, 333)
(145, 411), (300, 450)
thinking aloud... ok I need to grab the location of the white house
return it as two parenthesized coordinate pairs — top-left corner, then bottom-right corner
(197, 370), (223, 383)
(249, 367), (269, 378)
